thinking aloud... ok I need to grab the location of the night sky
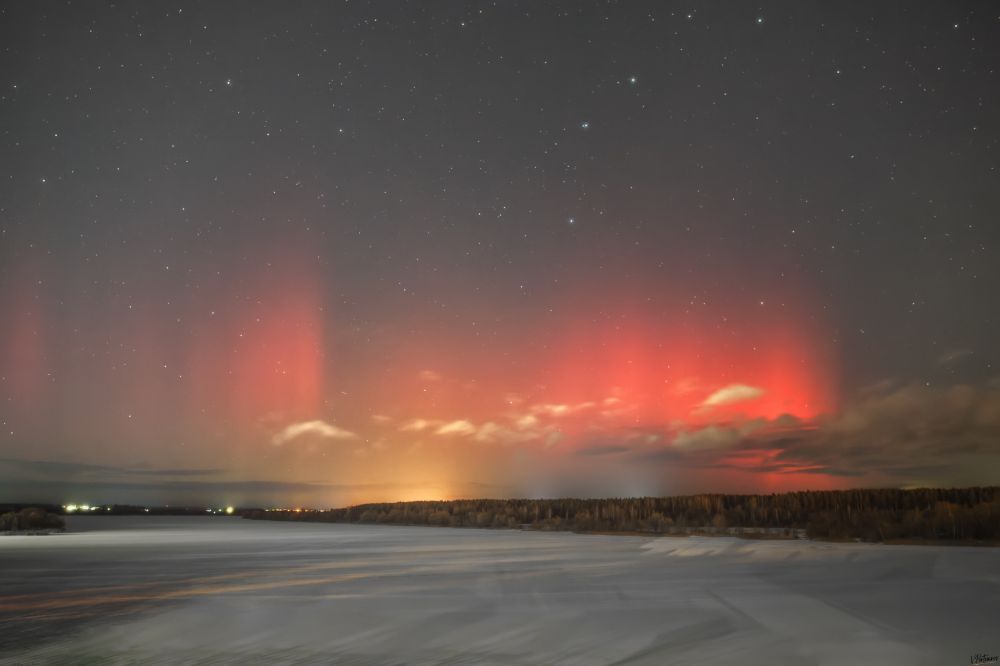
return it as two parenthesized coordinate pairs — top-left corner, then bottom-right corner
(2, 2), (999, 507)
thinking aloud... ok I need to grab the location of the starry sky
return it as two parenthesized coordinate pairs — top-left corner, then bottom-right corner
(2, 1), (999, 507)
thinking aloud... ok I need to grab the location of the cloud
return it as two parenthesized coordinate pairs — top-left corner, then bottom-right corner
(515, 414), (539, 429)
(271, 420), (359, 446)
(528, 398), (596, 418)
(532, 403), (572, 417)
(473, 421), (548, 445)
(698, 384), (765, 411)
(937, 349), (974, 366)
(435, 420), (478, 436)
(400, 418), (439, 432)
(419, 369), (442, 382)
(599, 396), (636, 418)
(659, 381), (1000, 486)
(672, 424), (754, 451)
(530, 401), (595, 417)
(0, 458), (224, 479)
(398, 412), (557, 446)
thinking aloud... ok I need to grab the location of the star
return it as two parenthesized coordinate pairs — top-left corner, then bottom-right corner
(580, 121), (590, 129)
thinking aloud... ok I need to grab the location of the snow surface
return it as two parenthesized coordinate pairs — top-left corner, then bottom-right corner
(1, 516), (997, 664)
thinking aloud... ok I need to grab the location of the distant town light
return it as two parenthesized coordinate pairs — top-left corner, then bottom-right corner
(65, 504), (79, 512)
(225, 506), (234, 515)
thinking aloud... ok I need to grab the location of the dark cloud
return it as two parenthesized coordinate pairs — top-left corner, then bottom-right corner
(644, 382), (1000, 487)
(0, 458), (224, 479)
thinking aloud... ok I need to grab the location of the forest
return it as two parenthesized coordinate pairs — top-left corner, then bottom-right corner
(243, 487), (1000, 543)
(0, 507), (65, 533)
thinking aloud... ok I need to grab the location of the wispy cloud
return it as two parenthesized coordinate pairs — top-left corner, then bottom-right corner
(531, 401), (595, 417)
(435, 420), (478, 436)
(655, 381), (1000, 486)
(672, 424), (757, 450)
(271, 420), (359, 445)
(400, 418), (438, 432)
(697, 384), (765, 411)
(937, 349), (974, 366)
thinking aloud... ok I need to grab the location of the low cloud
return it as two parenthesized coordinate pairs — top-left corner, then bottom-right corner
(271, 420), (359, 446)
(672, 423), (760, 451)
(400, 418), (439, 432)
(473, 421), (550, 445)
(515, 414), (539, 429)
(697, 384), (765, 412)
(663, 381), (1000, 486)
(435, 420), (478, 436)
(531, 401), (595, 417)
(937, 349), (974, 366)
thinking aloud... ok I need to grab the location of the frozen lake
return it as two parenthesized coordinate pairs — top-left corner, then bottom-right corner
(1, 516), (997, 664)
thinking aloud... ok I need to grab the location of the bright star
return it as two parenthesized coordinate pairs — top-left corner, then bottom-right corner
(580, 121), (590, 129)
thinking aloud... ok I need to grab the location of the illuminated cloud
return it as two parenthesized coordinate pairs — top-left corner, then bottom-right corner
(473, 421), (550, 445)
(271, 420), (359, 446)
(400, 418), (438, 432)
(698, 384), (765, 411)
(531, 401), (595, 417)
(435, 420), (478, 436)
(399, 413), (557, 445)
(656, 382), (1000, 487)
(515, 414), (539, 429)
(599, 396), (635, 418)
(936, 349), (974, 366)
(473, 421), (504, 443)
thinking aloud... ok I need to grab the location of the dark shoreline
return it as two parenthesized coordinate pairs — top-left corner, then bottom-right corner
(243, 486), (1000, 545)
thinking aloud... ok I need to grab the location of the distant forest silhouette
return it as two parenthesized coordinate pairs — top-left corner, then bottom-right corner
(244, 487), (1000, 543)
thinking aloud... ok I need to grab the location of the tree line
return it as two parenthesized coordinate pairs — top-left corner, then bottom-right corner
(242, 487), (1000, 542)
(0, 507), (65, 533)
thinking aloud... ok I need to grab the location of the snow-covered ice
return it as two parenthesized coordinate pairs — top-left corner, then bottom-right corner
(1, 516), (997, 664)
